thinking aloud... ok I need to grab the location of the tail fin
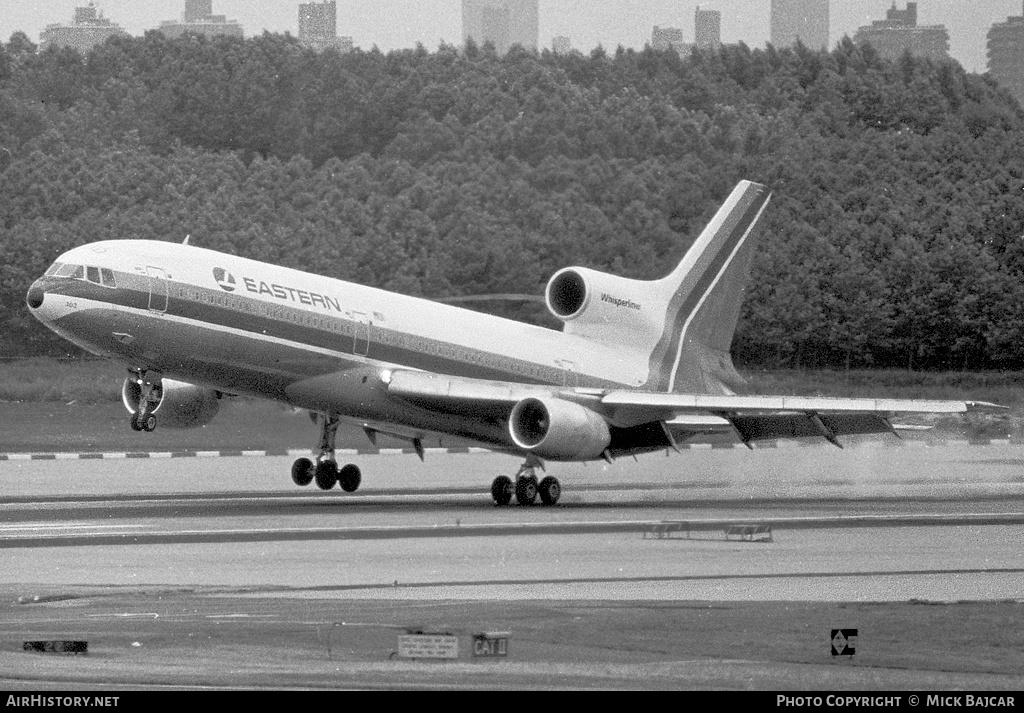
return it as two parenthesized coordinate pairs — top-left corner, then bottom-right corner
(645, 181), (771, 394)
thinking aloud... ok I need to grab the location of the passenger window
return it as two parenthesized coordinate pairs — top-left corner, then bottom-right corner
(86, 266), (101, 284)
(45, 262), (64, 276)
(101, 268), (116, 287)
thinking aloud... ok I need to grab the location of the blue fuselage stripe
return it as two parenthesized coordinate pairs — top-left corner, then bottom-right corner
(38, 275), (597, 388)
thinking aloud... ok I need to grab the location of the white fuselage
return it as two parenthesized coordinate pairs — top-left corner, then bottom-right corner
(28, 240), (652, 440)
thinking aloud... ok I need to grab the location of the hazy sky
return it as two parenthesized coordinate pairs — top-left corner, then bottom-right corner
(1, 1), (1021, 73)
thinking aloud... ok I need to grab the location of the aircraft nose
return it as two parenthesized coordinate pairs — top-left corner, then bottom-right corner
(26, 283), (45, 310)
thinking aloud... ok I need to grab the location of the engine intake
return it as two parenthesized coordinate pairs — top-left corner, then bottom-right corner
(509, 397), (611, 461)
(122, 378), (221, 428)
(547, 269), (589, 319)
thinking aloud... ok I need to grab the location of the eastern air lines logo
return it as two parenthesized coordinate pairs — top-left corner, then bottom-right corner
(213, 267), (236, 292)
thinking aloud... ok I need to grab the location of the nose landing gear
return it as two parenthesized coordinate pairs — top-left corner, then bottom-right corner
(127, 370), (161, 432)
(291, 413), (362, 493)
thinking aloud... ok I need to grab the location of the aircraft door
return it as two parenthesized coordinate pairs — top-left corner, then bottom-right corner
(147, 267), (168, 313)
(556, 359), (579, 387)
(352, 311), (371, 356)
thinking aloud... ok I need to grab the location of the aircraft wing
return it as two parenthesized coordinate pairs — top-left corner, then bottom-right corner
(387, 370), (998, 452)
(600, 391), (998, 449)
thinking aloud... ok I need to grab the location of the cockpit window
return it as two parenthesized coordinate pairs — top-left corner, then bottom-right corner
(51, 263), (116, 287)
(55, 264), (84, 279)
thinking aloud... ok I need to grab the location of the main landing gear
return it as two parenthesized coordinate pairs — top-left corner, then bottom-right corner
(128, 370), (162, 433)
(291, 413), (361, 493)
(491, 461), (560, 507)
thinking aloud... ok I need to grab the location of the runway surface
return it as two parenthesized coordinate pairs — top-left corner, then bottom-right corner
(1, 441), (1023, 689)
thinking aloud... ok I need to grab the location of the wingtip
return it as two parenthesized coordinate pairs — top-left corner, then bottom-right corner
(965, 401), (1010, 412)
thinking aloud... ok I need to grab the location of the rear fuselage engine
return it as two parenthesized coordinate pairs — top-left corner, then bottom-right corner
(545, 267), (664, 346)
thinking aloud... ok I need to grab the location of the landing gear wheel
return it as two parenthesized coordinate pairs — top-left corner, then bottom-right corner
(515, 476), (538, 506)
(295, 414), (352, 491)
(491, 475), (513, 506)
(291, 458), (314, 487)
(338, 463), (361, 492)
(538, 476), (561, 506)
(314, 460), (338, 490)
(127, 369), (162, 433)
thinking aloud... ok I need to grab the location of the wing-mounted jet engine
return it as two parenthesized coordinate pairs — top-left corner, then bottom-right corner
(122, 376), (221, 431)
(509, 396), (611, 461)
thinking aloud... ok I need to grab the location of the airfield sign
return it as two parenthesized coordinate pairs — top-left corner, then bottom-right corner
(397, 633), (459, 659)
(473, 632), (510, 658)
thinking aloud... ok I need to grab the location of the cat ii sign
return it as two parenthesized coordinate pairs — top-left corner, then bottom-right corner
(473, 632), (510, 658)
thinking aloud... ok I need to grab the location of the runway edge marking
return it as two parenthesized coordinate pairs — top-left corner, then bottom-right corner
(0, 439), (1011, 460)
(0, 447), (497, 460)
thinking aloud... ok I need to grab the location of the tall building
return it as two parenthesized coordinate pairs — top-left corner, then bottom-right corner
(298, 1), (352, 52)
(552, 36), (572, 54)
(158, 0), (243, 39)
(40, 3), (129, 53)
(988, 3), (1024, 105)
(462, 0), (539, 54)
(695, 7), (722, 48)
(854, 2), (950, 61)
(770, 0), (829, 50)
(651, 26), (689, 52)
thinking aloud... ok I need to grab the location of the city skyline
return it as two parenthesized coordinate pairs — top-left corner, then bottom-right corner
(2, 0), (1021, 73)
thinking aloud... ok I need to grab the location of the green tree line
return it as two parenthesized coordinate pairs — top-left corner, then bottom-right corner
(2, 30), (1024, 370)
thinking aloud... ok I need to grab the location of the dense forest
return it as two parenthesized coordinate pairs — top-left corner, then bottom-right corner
(2, 30), (1024, 371)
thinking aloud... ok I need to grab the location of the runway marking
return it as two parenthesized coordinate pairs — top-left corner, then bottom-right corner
(4, 482), (1023, 512)
(2, 512), (1022, 548)
(288, 568), (1024, 593)
(0, 523), (147, 531)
